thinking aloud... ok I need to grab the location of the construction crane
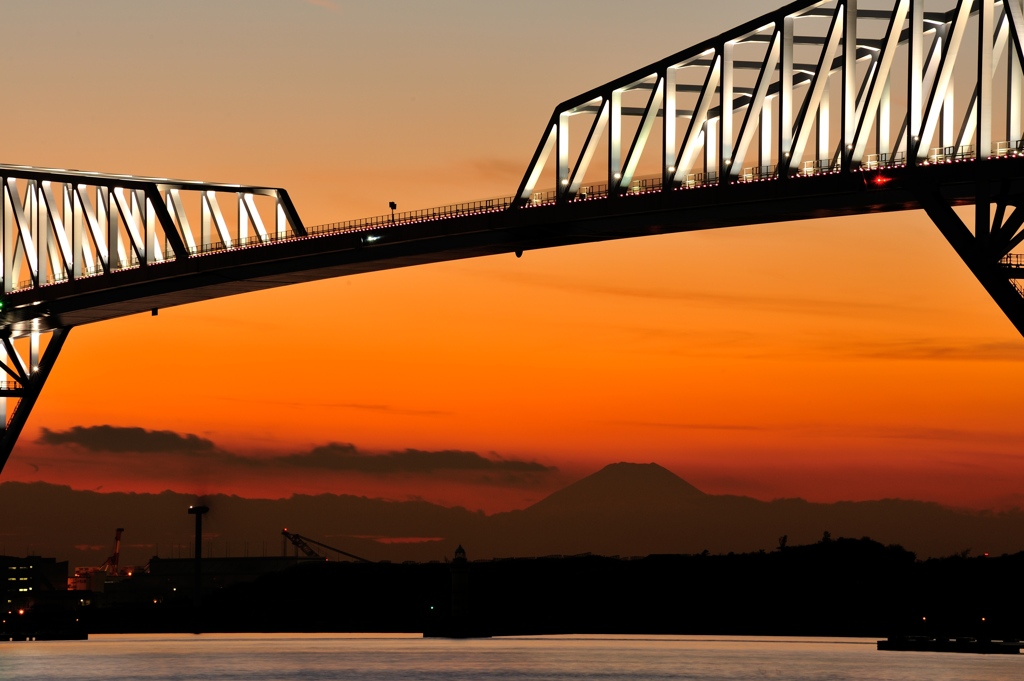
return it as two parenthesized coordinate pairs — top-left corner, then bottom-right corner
(280, 529), (373, 563)
(70, 528), (127, 590)
(99, 528), (124, 575)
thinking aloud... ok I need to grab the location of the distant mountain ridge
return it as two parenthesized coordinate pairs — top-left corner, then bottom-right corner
(526, 462), (704, 516)
(2, 463), (1023, 568)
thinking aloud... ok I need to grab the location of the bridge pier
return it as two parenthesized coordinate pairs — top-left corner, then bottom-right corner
(916, 177), (1024, 337)
(0, 327), (70, 473)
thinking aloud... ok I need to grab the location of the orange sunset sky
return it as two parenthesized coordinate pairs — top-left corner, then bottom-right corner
(1, 0), (1023, 513)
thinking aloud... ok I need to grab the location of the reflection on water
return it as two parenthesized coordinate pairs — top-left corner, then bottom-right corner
(0, 634), (1021, 681)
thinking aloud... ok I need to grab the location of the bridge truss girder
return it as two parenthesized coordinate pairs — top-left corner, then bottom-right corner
(0, 166), (306, 471)
(516, 0), (1024, 204)
(0, 165), (305, 301)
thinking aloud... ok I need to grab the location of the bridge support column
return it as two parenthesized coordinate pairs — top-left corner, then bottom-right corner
(916, 185), (1024, 337)
(0, 327), (71, 475)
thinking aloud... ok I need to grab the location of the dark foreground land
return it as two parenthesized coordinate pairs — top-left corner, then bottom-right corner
(5, 537), (1024, 640)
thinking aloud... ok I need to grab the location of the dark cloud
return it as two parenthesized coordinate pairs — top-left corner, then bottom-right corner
(38, 425), (218, 454)
(37, 425), (556, 481)
(863, 425), (1018, 443)
(829, 338), (1024, 362)
(278, 443), (555, 475)
(473, 270), (925, 319)
(212, 396), (449, 417)
(611, 420), (766, 432)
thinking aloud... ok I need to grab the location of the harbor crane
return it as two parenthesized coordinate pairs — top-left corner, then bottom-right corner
(280, 529), (373, 563)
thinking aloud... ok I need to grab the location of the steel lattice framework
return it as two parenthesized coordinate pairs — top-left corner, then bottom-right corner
(0, 167), (307, 471)
(510, 0), (1024, 364)
(517, 0), (1023, 194)
(4, 0), (1024, 473)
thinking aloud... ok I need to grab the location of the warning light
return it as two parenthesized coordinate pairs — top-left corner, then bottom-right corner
(873, 174), (891, 186)
(17, 609), (25, 616)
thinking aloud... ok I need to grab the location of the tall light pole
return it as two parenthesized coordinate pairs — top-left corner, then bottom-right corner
(188, 504), (209, 632)
(389, 201), (397, 224)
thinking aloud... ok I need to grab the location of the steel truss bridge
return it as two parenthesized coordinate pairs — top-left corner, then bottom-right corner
(2, 0), (1024, 474)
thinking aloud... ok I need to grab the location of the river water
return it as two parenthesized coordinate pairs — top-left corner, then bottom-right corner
(0, 634), (1020, 680)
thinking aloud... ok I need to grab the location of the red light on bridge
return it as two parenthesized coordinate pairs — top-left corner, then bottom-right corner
(873, 174), (891, 186)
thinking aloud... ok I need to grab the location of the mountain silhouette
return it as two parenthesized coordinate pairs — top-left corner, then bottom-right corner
(3, 463), (1024, 568)
(526, 462), (704, 516)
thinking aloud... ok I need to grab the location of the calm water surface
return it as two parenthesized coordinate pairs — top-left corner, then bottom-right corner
(1, 634), (1021, 681)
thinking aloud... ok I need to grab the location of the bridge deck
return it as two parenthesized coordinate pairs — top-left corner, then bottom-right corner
(4, 158), (1017, 337)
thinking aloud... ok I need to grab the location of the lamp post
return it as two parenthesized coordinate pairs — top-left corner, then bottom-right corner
(389, 201), (397, 224)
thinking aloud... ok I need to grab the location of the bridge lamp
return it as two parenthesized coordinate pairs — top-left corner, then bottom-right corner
(388, 201), (397, 224)
(668, 166), (675, 173)
(561, 179), (569, 186)
(614, 172), (622, 180)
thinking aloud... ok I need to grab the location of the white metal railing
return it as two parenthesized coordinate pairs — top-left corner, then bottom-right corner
(996, 140), (1024, 157)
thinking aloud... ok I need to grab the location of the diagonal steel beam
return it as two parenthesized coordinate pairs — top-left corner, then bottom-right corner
(729, 29), (781, 179)
(515, 121), (558, 204)
(567, 101), (610, 198)
(673, 55), (722, 184)
(619, 77), (664, 191)
(852, 0), (910, 162)
(788, 6), (845, 171)
(917, 186), (1024, 337)
(0, 327), (70, 475)
(918, 0), (974, 161)
(145, 185), (188, 258)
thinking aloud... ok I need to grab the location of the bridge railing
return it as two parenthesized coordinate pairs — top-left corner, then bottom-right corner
(1001, 253), (1024, 269)
(308, 197), (514, 234)
(6, 184), (515, 290)
(1000, 254), (1024, 298)
(740, 165), (778, 183)
(861, 152), (907, 170)
(995, 140), (1024, 157)
(680, 172), (719, 188)
(927, 145), (976, 164)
